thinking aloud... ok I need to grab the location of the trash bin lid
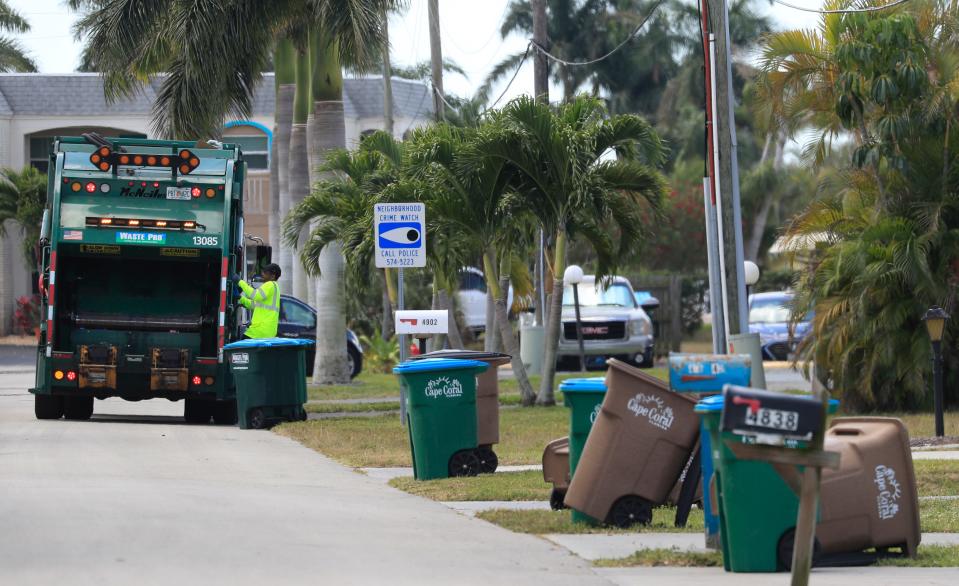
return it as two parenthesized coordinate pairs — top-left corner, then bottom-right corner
(559, 377), (607, 393)
(393, 358), (490, 374)
(409, 349), (511, 361)
(223, 337), (315, 350)
(695, 392), (840, 413)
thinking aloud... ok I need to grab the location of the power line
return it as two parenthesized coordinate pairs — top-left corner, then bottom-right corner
(768, 0), (912, 13)
(484, 43), (531, 112)
(529, 0), (666, 67)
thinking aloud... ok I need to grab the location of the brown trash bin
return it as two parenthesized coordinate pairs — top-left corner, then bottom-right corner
(543, 436), (571, 510)
(816, 417), (921, 561)
(409, 349), (511, 473)
(564, 359), (700, 526)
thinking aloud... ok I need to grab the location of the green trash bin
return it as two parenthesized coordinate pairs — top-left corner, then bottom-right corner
(223, 338), (312, 430)
(560, 377), (607, 524)
(393, 358), (489, 481)
(696, 392), (839, 572)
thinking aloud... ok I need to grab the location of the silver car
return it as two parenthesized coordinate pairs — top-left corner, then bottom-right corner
(557, 276), (657, 368)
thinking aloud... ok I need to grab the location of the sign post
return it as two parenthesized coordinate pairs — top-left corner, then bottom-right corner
(375, 203), (426, 424)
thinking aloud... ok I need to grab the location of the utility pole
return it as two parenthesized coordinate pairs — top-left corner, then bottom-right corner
(428, 0), (444, 121)
(706, 0), (748, 340)
(531, 0), (549, 328)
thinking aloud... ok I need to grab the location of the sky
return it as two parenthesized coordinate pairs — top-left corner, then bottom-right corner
(7, 0), (821, 105)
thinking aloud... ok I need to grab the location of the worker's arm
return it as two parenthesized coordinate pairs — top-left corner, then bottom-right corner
(236, 278), (255, 297)
(238, 295), (252, 310)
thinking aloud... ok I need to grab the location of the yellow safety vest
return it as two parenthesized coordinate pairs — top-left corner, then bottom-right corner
(238, 279), (280, 338)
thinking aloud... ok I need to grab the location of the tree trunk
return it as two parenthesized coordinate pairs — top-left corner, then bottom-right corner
(289, 43), (311, 302)
(486, 251), (536, 405)
(379, 269), (393, 340)
(382, 11), (395, 137)
(428, 0), (444, 121)
(438, 288), (463, 349)
(536, 229), (567, 406)
(274, 39), (295, 295)
(309, 30), (350, 384)
(531, 0), (549, 104)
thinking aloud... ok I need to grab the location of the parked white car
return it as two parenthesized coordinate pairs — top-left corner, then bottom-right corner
(457, 267), (513, 332)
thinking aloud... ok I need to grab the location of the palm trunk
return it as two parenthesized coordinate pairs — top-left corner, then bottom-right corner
(430, 281), (443, 351)
(290, 44), (311, 302)
(489, 250), (536, 405)
(310, 29), (350, 384)
(439, 288), (463, 349)
(536, 228), (567, 406)
(382, 11), (395, 136)
(379, 269), (393, 340)
(274, 39), (295, 295)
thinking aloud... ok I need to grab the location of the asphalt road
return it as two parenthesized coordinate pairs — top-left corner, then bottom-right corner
(0, 344), (35, 369)
(0, 371), (609, 586)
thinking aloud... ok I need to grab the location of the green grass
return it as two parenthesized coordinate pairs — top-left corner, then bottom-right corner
(921, 499), (959, 532)
(874, 545), (959, 567)
(593, 548), (724, 568)
(389, 470), (550, 501)
(476, 507), (704, 534)
(593, 545), (959, 568)
(305, 401), (401, 414)
(915, 460), (959, 497)
(276, 403), (570, 467)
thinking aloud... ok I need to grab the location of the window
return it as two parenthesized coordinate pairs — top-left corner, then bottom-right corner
(459, 270), (486, 293)
(280, 298), (315, 328)
(228, 135), (269, 170)
(29, 137), (54, 173)
(562, 283), (635, 308)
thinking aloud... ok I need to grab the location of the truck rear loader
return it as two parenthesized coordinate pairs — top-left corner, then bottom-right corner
(30, 135), (252, 423)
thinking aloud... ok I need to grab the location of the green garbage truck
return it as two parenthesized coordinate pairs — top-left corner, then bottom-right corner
(29, 135), (257, 423)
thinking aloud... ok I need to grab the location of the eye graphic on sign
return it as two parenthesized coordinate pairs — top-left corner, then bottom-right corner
(378, 222), (422, 248)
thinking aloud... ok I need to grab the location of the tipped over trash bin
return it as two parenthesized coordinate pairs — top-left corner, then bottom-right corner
(393, 358), (488, 480)
(564, 359), (699, 527)
(223, 337), (312, 429)
(410, 349), (511, 473)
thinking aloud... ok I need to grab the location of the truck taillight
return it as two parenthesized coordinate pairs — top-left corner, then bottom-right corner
(85, 182), (96, 193)
(66, 371), (76, 382)
(191, 375), (202, 386)
(191, 186), (201, 198)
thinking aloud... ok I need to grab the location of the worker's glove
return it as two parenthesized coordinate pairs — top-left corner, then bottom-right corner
(231, 273), (242, 282)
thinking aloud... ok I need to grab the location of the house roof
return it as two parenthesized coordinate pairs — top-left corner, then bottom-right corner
(0, 73), (432, 121)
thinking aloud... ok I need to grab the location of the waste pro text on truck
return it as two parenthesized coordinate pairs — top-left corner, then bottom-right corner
(30, 136), (248, 423)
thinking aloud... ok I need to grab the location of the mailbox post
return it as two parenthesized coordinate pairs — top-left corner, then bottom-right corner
(396, 310), (449, 424)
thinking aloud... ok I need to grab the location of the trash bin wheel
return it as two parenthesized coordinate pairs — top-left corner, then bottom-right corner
(248, 408), (268, 430)
(63, 395), (94, 421)
(549, 488), (568, 511)
(777, 527), (822, 570)
(606, 495), (654, 528)
(448, 450), (481, 477)
(476, 446), (498, 474)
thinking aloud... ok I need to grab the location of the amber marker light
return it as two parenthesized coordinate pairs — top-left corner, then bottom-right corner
(120, 155), (130, 165)
(128, 219), (140, 226)
(184, 221), (195, 229)
(71, 182), (82, 192)
(204, 377), (214, 386)
(100, 218), (113, 225)
(205, 188), (215, 198)
(54, 370), (64, 380)
(156, 220), (168, 227)
(147, 156), (157, 166)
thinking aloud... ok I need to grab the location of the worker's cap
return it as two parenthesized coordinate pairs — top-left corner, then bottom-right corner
(263, 263), (281, 278)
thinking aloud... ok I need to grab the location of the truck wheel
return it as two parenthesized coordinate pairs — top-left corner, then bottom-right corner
(248, 408), (267, 430)
(639, 347), (655, 368)
(212, 400), (237, 425)
(35, 394), (64, 420)
(63, 396), (94, 420)
(184, 398), (213, 424)
(606, 495), (653, 528)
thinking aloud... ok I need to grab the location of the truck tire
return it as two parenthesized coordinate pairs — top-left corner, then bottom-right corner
(63, 396), (94, 420)
(184, 398), (213, 424)
(35, 394), (64, 420)
(212, 400), (237, 425)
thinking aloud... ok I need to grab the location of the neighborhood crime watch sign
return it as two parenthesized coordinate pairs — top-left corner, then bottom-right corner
(395, 310), (448, 336)
(374, 202), (425, 268)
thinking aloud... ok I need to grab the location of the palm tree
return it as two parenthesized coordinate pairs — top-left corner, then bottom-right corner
(73, 0), (399, 385)
(405, 123), (538, 403)
(0, 166), (46, 267)
(0, 2), (37, 72)
(275, 38), (296, 297)
(478, 96), (669, 404)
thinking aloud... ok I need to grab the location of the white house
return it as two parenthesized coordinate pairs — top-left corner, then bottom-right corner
(0, 73), (433, 334)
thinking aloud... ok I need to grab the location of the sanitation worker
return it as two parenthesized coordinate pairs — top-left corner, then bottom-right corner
(233, 263), (281, 339)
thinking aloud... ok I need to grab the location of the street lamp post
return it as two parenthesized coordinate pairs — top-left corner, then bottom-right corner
(564, 265), (587, 373)
(923, 306), (950, 437)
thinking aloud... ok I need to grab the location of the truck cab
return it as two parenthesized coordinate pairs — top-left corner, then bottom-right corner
(30, 136), (247, 423)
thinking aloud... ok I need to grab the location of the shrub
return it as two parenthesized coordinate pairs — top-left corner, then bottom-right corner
(14, 294), (40, 335)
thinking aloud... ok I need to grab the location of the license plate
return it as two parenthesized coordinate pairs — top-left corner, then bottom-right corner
(87, 370), (107, 384)
(744, 407), (799, 432)
(166, 187), (192, 200)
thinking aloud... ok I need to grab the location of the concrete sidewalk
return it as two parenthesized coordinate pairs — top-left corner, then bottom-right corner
(598, 567), (959, 586)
